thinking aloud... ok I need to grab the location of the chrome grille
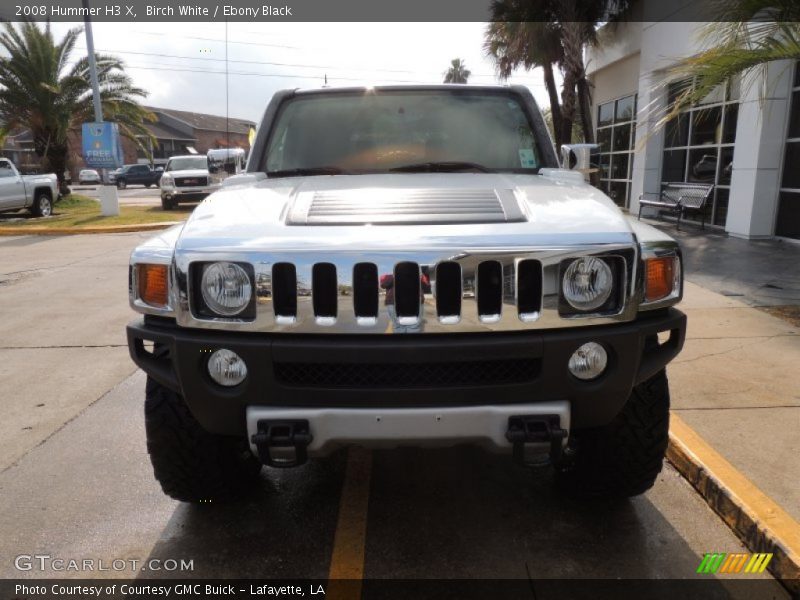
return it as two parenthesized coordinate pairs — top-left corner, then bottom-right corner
(175, 176), (208, 187)
(176, 245), (638, 334)
(267, 258), (544, 328)
(287, 188), (526, 225)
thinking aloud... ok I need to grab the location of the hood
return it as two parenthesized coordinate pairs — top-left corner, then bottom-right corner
(164, 168), (209, 177)
(176, 173), (635, 253)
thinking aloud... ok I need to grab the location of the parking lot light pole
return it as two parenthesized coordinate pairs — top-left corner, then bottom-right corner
(83, 0), (119, 215)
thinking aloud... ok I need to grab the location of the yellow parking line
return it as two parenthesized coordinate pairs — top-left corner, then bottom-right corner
(668, 413), (800, 584)
(327, 447), (372, 597)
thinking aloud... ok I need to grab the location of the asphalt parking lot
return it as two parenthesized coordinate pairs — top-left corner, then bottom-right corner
(0, 232), (791, 598)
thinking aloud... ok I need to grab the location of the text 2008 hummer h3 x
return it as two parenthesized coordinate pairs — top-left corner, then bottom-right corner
(127, 85), (686, 503)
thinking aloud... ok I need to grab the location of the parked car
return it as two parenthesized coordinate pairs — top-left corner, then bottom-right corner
(108, 167), (122, 184)
(79, 169), (101, 185)
(115, 164), (162, 189)
(127, 85), (686, 503)
(0, 157), (59, 216)
(159, 155), (216, 210)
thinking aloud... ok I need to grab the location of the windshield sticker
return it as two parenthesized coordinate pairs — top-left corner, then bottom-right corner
(518, 149), (536, 168)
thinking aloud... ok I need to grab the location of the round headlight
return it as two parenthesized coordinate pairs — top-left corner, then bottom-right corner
(568, 342), (608, 381)
(201, 262), (252, 316)
(562, 257), (613, 311)
(208, 348), (247, 386)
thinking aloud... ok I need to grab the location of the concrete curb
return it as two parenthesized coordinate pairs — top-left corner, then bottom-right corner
(668, 413), (800, 594)
(0, 222), (181, 236)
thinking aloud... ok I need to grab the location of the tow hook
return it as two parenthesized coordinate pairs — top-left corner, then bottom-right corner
(506, 415), (568, 467)
(251, 420), (312, 468)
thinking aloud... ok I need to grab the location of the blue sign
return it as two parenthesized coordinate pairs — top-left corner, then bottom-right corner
(81, 122), (124, 169)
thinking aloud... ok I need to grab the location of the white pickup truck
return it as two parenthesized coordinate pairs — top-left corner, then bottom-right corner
(0, 158), (59, 217)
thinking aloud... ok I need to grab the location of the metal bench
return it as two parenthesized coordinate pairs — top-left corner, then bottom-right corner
(637, 183), (713, 230)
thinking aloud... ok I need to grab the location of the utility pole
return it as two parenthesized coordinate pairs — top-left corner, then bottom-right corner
(83, 0), (103, 125)
(83, 0), (119, 214)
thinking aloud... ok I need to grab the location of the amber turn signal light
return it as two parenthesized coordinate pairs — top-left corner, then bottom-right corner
(645, 257), (676, 302)
(137, 264), (169, 308)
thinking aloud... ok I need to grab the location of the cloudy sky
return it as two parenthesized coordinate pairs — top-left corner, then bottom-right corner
(50, 22), (554, 125)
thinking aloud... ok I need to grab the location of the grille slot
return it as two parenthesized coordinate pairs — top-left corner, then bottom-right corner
(517, 259), (543, 321)
(272, 263), (297, 320)
(394, 262), (421, 321)
(274, 359), (540, 388)
(435, 262), (462, 322)
(312, 263), (337, 319)
(477, 261), (503, 321)
(353, 263), (379, 320)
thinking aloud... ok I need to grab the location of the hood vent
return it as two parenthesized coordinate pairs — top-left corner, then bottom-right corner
(286, 188), (525, 225)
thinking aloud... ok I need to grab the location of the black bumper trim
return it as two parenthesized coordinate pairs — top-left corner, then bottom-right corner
(127, 309), (686, 436)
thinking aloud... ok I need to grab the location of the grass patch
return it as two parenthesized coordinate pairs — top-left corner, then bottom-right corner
(0, 194), (191, 228)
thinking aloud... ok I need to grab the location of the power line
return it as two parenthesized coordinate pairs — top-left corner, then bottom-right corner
(130, 30), (299, 49)
(74, 45), (546, 84)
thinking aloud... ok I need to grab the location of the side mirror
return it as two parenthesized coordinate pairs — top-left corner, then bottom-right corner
(561, 143), (599, 171)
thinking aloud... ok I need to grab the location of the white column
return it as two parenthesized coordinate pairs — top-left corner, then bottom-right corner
(726, 60), (794, 238)
(630, 69), (666, 216)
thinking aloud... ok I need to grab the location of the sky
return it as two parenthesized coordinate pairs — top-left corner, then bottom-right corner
(50, 22), (556, 125)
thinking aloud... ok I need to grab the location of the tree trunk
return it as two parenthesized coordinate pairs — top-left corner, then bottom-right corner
(559, 17), (584, 147)
(577, 76), (594, 144)
(543, 62), (565, 150)
(33, 131), (70, 196)
(560, 69), (576, 147)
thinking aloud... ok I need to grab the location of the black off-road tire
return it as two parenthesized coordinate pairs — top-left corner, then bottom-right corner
(555, 369), (670, 498)
(117, 179), (126, 189)
(145, 377), (262, 503)
(161, 196), (177, 210)
(30, 190), (53, 217)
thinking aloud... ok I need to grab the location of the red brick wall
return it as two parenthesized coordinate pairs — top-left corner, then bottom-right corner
(193, 129), (250, 153)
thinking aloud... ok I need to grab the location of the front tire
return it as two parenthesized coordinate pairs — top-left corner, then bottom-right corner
(145, 377), (262, 503)
(161, 196), (176, 210)
(30, 190), (53, 217)
(117, 179), (126, 190)
(555, 369), (670, 498)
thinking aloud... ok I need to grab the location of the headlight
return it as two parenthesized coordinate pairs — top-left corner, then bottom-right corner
(201, 262), (252, 316)
(562, 257), (613, 311)
(160, 174), (173, 186)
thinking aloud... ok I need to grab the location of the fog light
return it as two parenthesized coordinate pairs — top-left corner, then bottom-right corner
(568, 342), (608, 381)
(208, 349), (247, 387)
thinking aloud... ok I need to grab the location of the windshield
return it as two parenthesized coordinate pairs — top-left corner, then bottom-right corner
(265, 90), (542, 174)
(166, 157), (208, 171)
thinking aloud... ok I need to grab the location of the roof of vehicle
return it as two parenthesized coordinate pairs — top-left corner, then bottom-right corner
(168, 155), (206, 160)
(291, 84), (520, 96)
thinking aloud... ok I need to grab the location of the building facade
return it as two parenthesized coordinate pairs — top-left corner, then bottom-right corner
(587, 15), (799, 240)
(2, 107), (255, 181)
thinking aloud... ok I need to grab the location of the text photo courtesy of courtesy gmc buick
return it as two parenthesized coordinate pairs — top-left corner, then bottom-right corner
(126, 86), (686, 503)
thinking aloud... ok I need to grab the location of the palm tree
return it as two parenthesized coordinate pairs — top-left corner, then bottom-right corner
(658, 1), (800, 128)
(443, 59), (471, 84)
(0, 22), (155, 193)
(485, 0), (630, 148)
(485, 20), (567, 147)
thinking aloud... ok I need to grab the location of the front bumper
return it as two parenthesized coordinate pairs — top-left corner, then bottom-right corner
(161, 186), (214, 201)
(127, 308), (686, 438)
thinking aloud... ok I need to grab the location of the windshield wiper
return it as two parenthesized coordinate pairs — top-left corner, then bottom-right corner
(389, 161), (493, 173)
(266, 166), (347, 178)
